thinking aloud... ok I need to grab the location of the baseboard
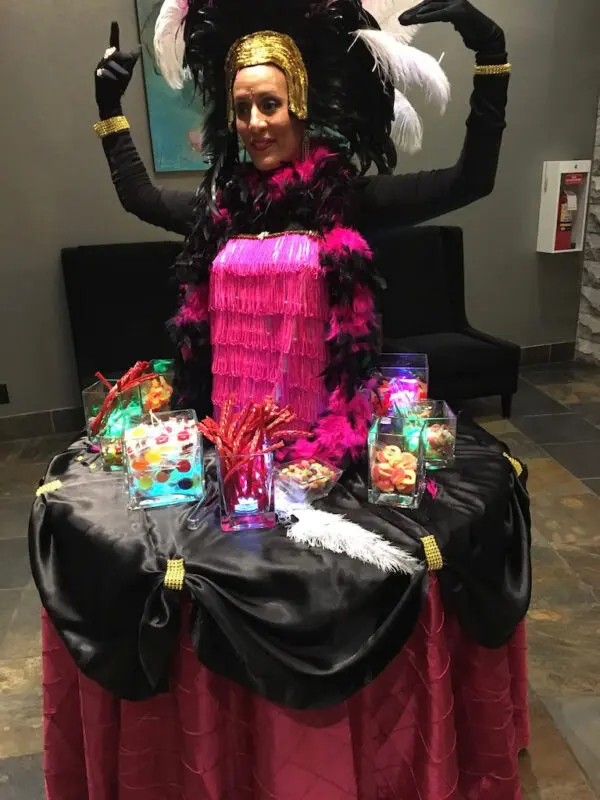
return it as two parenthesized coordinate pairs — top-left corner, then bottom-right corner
(520, 341), (575, 367)
(0, 406), (84, 442)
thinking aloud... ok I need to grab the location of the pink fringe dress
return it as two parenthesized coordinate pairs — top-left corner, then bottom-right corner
(209, 232), (330, 430)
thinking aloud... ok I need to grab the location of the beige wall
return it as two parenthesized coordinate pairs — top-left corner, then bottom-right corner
(1, 0), (600, 416)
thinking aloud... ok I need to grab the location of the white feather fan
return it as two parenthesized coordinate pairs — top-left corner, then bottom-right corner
(276, 491), (419, 575)
(352, 29), (450, 112)
(362, 0), (421, 42)
(391, 89), (423, 154)
(154, 0), (189, 90)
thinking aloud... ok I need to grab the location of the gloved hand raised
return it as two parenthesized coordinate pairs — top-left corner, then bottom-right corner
(95, 22), (141, 119)
(399, 0), (505, 58)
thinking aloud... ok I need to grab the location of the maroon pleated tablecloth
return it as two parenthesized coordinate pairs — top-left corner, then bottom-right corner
(42, 577), (528, 800)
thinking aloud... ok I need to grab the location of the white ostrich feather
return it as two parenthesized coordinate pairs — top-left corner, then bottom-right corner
(391, 89), (423, 154)
(362, 0), (421, 41)
(276, 491), (419, 575)
(154, 0), (188, 90)
(352, 29), (450, 112)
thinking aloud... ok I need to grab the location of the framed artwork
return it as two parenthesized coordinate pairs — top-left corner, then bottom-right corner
(135, 0), (208, 172)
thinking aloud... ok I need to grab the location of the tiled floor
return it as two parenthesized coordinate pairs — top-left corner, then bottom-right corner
(1, 365), (600, 798)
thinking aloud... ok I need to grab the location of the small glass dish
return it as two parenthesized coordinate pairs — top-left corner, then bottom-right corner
(276, 459), (342, 503)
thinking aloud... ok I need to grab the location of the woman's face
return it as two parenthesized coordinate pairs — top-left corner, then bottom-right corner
(233, 64), (304, 171)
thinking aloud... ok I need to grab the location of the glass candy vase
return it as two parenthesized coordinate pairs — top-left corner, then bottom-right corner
(217, 451), (277, 532)
(82, 380), (143, 471)
(123, 409), (204, 510)
(378, 353), (429, 410)
(397, 400), (457, 468)
(368, 416), (426, 509)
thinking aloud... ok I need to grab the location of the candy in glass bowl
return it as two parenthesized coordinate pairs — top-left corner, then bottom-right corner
(82, 379), (143, 471)
(368, 417), (425, 509)
(377, 353), (429, 411)
(395, 400), (457, 468)
(123, 409), (204, 510)
(140, 359), (175, 414)
(276, 459), (342, 503)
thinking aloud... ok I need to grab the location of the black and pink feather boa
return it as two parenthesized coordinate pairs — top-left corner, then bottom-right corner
(170, 145), (383, 468)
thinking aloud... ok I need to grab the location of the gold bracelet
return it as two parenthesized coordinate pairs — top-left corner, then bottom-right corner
(93, 115), (130, 138)
(474, 63), (511, 76)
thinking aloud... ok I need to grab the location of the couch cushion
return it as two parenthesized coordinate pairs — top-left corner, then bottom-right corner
(385, 332), (520, 379)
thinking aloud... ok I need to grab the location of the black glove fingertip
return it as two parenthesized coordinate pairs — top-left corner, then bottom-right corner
(106, 60), (129, 76)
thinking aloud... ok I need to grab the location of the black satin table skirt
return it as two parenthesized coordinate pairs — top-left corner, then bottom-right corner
(29, 418), (531, 710)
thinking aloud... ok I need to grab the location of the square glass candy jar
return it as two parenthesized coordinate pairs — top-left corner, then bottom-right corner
(378, 353), (429, 408)
(124, 409), (204, 510)
(368, 417), (426, 509)
(140, 359), (175, 414)
(216, 451), (276, 532)
(82, 380), (143, 471)
(399, 400), (457, 468)
(276, 459), (342, 503)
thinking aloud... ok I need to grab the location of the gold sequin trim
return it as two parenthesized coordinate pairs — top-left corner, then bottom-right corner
(474, 63), (511, 76)
(36, 480), (62, 497)
(225, 31), (309, 127)
(164, 558), (185, 591)
(503, 452), (523, 478)
(422, 535), (443, 572)
(93, 115), (130, 138)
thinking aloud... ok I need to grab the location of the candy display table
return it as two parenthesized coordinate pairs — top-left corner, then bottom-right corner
(30, 419), (531, 799)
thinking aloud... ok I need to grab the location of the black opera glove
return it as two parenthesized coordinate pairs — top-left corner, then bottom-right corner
(399, 0), (506, 59)
(95, 21), (140, 120)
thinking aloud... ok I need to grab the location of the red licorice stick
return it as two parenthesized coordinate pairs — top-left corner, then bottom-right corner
(95, 372), (113, 391)
(90, 361), (154, 436)
(220, 395), (235, 438)
(269, 429), (304, 441)
(223, 441), (284, 485)
(232, 406), (252, 451)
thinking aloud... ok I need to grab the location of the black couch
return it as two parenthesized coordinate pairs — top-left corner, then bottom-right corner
(63, 226), (519, 414)
(367, 225), (520, 417)
(62, 242), (180, 388)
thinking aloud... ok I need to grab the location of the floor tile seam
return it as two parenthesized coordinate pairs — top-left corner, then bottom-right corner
(529, 532), (600, 607)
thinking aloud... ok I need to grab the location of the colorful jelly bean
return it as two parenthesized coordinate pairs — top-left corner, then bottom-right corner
(177, 459), (191, 473)
(138, 475), (154, 491)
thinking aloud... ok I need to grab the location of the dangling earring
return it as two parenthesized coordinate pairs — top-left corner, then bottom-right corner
(302, 129), (310, 161)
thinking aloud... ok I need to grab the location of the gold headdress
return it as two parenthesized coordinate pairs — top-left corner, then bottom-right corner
(224, 31), (309, 128)
(154, 0), (450, 161)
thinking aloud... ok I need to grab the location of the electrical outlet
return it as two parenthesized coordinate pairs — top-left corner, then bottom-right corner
(0, 384), (9, 405)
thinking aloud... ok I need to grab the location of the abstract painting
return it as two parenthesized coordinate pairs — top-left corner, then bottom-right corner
(135, 0), (208, 172)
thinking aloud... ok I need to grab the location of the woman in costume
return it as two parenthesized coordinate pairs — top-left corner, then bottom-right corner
(94, 0), (510, 468)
